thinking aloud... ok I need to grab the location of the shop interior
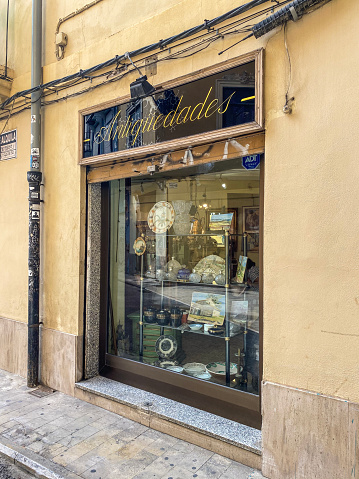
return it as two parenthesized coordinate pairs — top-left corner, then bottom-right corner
(107, 156), (260, 394)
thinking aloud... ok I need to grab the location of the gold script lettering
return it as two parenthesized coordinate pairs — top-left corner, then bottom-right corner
(153, 114), (164, 130)
(204, 99), (219, 118)
(189, 88), (212, 122)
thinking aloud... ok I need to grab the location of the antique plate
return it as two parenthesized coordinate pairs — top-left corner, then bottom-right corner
(165, 365), (184, 373)
(206, 362), (237, 380)
(183, 362), (206, 376)
(147, 201), (175, 234)
(192, 371), (211, 380)
(188, 323), (202, 331)
(155, 335), (177, 359)
(133, 237), (146, 256)
(193, 255), (225, 276)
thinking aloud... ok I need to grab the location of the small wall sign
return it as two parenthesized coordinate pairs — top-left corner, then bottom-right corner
(0, 129), (17, 161)
(242, 154), (260, 170)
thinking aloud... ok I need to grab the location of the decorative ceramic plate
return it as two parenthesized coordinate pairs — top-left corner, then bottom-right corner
(183, 362), (206, 376)
(192, 371), (211, 380)
(155, 335), (177, 359)
(155, 359), (178, 368)
(193, 255), (225, 276)
(133, 237), (146, 256)
(208, 326), (225, 336)
(165, 365), (184, 373)
(206, 362), (237, 380)
(147, 201), (175, 234)
(188, 323), (202, 331)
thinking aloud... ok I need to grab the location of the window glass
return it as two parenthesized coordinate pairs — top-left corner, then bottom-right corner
(108, 157), (260, 394)
(84, 61), (256, 157)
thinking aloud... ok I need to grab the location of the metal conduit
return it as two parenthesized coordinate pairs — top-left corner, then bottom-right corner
(252, 0), (331, 37)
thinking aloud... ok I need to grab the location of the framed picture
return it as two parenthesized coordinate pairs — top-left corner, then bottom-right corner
(188, 292), (225, 325)
(242, 206), (259, 234)
(206, 208), (237, 234)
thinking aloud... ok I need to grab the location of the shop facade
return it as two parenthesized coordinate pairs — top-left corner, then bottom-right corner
(1, 0), (359, 477)
(81, 51), (264, 429)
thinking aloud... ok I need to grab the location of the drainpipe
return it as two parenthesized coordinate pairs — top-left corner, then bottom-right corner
(5, 0), (10, 78)
(27, 0), (42, 388)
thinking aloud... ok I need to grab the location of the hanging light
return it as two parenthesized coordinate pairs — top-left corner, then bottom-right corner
(199, 189), (210, 209)
(219, 174), (226, 189)
(130, 75), (155, 100)
(125, 52), (155, 100)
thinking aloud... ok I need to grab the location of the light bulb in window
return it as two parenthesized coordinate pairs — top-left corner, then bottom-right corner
(222, 183), (227, 189)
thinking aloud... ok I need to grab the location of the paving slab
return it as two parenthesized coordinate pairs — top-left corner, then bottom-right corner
(0, 369), (264, 479)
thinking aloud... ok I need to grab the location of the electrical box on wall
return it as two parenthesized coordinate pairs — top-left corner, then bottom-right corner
(55, 32), (68, 47)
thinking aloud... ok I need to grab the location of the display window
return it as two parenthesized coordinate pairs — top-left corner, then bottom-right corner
(83, 51), (264, 427)
(103, 155), (261, 425)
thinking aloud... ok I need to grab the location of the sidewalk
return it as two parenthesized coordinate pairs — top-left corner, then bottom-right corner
(0, 369), (264, 479)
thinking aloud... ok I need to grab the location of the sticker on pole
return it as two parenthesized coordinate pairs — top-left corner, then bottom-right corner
(242, 154), (260, 170)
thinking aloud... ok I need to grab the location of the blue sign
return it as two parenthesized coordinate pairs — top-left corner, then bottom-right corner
(242, 154), (260, 170)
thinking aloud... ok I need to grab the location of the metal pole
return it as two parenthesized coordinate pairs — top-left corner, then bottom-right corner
(139, 254), (144, 359)
(225, 231), (230, 386)
(27, 0), (42, 388)
(5, 0), (10, 78)
(242, 234), (248, 389)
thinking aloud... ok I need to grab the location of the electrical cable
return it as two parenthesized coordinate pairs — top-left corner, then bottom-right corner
(0, 0), (273, 110)
(0, 0), (295, 121)
(284, 22), (292, 103)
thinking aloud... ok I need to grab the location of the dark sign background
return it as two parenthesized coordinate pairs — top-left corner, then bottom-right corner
(83, 61), (255, 158)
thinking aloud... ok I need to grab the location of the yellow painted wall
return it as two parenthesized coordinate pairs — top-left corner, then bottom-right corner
(1, 0), (359, 405)
(0, 112), (29, 322)
(262, 0), (359, 403)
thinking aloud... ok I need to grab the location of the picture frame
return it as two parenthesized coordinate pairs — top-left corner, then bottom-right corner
(206, 208), (237, 234)
(242, 206), (259, 234)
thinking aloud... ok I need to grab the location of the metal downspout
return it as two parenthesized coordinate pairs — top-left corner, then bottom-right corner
(5, 0), (10, 78)
(27, 0), (42, 388)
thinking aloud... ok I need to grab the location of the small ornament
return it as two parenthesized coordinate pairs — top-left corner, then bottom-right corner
(133, 237), (146, 256)
(215, 273), (226, 285)
(189, 269), (201, 283)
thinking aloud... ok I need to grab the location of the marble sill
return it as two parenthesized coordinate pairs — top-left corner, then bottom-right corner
(75, 375), (262, 455)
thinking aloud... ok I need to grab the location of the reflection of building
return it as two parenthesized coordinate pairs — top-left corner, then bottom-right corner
(1, 1), (359, 478)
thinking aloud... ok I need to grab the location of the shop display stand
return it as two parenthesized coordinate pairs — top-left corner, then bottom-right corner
(139, 253), (144, 359)
(138, 232), (249, 388)
(241, 233), (248, 389)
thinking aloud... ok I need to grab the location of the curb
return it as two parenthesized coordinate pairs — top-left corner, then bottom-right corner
(0, 437), (82, 479)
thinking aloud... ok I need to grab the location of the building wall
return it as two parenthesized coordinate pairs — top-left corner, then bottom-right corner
(263, 0), (359, 405)
(1, 0), (358, 476)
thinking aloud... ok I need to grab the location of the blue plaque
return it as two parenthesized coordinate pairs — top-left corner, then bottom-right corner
(242, 154), (260, 170)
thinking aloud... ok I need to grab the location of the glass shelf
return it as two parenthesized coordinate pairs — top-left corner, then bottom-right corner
(145, 278), (248, 289)
(142, 321), (243, 339)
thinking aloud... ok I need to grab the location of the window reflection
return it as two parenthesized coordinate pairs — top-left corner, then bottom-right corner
(107, 157), (260, 394)
(84, 61), (256, 157)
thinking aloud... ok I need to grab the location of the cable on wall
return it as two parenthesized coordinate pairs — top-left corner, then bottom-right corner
(0, 0), (273, 111)
(282, 22), (294, 113)
(55, 0), (104, 60)
(218, 0), (332, 54)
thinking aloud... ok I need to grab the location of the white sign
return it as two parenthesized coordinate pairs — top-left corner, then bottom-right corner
(0, 129), (17, 161)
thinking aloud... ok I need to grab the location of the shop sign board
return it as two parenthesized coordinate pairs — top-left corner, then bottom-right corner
(0, 129), (17, 161)
(242, 154), (260, 170)
(83, 61), (257, 158)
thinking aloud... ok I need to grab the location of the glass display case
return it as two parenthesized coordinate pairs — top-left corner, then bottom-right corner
(107, 157), (260, 396)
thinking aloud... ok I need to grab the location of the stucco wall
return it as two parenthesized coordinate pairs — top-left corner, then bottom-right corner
(263, 0), (359, 402)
